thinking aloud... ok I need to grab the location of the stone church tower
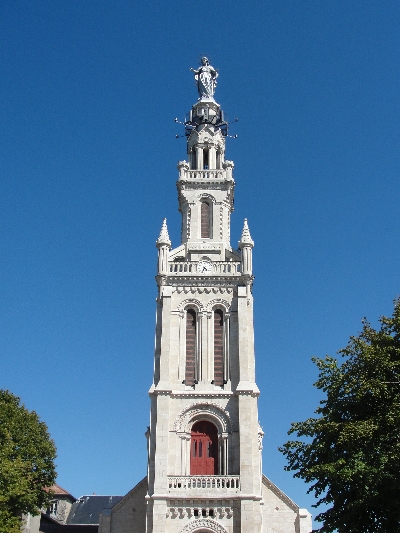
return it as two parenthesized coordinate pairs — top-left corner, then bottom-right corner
(99, 59), (312, 533)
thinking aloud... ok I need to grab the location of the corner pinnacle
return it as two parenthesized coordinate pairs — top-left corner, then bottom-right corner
(156, 218), (171, 248)
(238, 218), (254, 248)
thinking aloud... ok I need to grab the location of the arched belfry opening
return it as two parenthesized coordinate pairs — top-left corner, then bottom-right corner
(190, 421), (218, 475)
(201, 201), (211, 239)
(185, 309), (197, 386)
(213, 309), (224, 386)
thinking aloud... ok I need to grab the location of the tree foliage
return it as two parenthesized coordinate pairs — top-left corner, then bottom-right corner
(280, 299), (400, 533)
(0, 390), (57, 533)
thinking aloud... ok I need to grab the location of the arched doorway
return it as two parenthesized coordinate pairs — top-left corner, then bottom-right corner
(190, 421), (218, 475)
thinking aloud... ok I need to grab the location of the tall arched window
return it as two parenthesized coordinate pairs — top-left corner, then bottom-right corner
(185, 309), (197, 386)
(190, 421), (218, 475)
(213, 310), (224, 386)
(201, 201), (211, 239)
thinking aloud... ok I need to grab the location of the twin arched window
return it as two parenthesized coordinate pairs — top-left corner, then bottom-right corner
(184, 308), (226, 387)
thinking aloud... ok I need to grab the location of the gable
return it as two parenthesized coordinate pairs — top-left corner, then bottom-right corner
(109, 477), (147, 533)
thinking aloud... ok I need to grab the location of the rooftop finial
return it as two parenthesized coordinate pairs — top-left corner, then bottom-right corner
(190, 57), (218, 100)
(156, 218), (171, 248)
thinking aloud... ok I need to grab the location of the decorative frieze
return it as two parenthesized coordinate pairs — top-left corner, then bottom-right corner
(167, 505), (233, 522)
(179, 517), (230, 533)
(173, 287), (234, 295)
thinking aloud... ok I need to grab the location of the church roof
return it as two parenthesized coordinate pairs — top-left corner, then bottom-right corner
(66, 495), (123, 525)
(40, 513), (98, 532)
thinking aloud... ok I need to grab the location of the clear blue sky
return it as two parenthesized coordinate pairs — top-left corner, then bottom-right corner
(1, 0), (400, 517)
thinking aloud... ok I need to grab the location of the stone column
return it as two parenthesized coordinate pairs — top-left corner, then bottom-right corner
(196, 146), (203, 170)
(209, 145), (217, 169)
(196, 312), (203, 382)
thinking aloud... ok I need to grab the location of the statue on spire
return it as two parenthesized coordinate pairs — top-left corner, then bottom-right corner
(190, 57), (218, 99)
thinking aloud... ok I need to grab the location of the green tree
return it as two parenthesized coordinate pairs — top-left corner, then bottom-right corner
(0, 390), (57, 533)
(280, 299), (400, 533)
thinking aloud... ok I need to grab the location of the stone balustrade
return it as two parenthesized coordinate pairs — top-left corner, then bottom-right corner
(185, 169), (225, 180)
(167, 476), (240, 493)
(177, 165), (234, 181)
(168, 261), (241, 275)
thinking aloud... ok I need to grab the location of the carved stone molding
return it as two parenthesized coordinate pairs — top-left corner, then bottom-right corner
(187, 206), (191, 240)
(174, 401), (232, 434)
(171, 391), (233, 399)
(177, 299), (205, 312)
(179, 518), (228, 533)
(183, 183), (234, 194)
(258, 423), (264, 451)
(168, 506), (233, 520)
(198, 193), (217, 204)
(205, 299), (231, 312)
(173, 287), (234, 295)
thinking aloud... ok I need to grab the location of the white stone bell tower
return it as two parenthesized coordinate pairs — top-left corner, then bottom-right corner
(99, 59), (312, 533)
(146, 57), (263, 533)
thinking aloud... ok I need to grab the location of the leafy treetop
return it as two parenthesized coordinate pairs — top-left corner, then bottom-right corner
(280, 299), (400, 533)
(0, 390), (57, 533)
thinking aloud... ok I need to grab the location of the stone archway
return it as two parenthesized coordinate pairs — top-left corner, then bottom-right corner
(174, 403), (232, 476)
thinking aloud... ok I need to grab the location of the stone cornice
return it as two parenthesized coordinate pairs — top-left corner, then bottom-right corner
(166, 277), (242, 287)
(149, 494), (263, 501)
(170, 390), (233, 399)
(235, 381), (260, 397)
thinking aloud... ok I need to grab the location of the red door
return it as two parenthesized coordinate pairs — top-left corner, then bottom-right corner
(190, 421), (218, 475)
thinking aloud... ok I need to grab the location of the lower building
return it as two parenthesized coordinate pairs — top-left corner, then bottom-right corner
(22, 485), (122, 533)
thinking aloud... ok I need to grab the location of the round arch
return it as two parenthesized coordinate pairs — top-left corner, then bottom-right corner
(198, 193), (216, 204)
(179, 518), (228, 533)
(174, 402), (232, 435)
(177, 299), (205, 313)
(174, 402), (232, 476)
(206, 299), (231, 313)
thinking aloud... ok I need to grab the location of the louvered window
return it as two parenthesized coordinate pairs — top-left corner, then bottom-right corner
(201, 201), (211, 239)
(185, 309), (197, 386)
(214, 309), (224, 386)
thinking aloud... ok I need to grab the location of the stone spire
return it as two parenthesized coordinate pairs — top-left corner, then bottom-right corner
(238, 218), (254, 249)
(156, 218), (171, 248)
(239, 219), (254, 277)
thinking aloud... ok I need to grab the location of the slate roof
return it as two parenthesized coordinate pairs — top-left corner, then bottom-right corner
(66, 495), (123, 525)
(40, 514), (97, 532)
